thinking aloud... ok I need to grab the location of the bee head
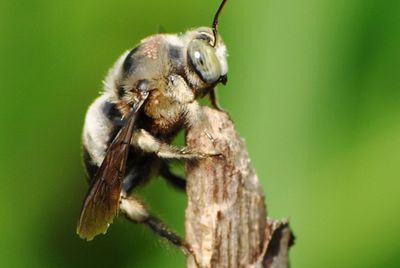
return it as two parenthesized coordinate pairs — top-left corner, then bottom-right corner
(185, 28), (227, 87)
(182, 0), (229, 94)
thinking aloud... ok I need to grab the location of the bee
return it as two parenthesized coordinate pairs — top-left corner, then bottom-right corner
(77, 0), (228, 253)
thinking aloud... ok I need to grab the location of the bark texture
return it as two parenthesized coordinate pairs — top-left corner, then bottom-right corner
(185, 107), (294, 268)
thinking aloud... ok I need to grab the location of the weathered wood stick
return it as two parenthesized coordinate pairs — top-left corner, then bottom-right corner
(185, 107), (294, 268)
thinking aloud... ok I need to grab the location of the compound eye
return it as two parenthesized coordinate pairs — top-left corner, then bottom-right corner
(188, 39), (221, 84)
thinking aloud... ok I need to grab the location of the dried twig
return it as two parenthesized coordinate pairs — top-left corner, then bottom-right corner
(185, 107), (294, 268)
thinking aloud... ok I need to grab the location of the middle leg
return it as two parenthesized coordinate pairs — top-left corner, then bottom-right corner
(159, 161), (186, 191)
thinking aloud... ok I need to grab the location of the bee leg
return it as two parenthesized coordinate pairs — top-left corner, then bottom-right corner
(120, 196), (192, 255)
(132, 129), (219, 159)
(144, 215), (193, 254)
(209, 87), (225, 112)
(159, 162), (186, 191)
(166, 74), (217, 143)
(185, 101), (217, 144)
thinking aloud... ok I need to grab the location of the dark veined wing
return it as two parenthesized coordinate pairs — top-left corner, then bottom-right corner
(77, 94), (148, 241)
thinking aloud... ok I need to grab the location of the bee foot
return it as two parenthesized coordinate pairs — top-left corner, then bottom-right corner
(181, 241), (194, 255)
(204, 129), (216, 144)
(198, 150), (222, 158)
(182, 242), (201, 268)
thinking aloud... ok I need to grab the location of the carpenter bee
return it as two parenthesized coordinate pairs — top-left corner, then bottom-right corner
(77, 0), (228, 253)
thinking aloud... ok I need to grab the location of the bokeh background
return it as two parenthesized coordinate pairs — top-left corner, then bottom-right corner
(1, 0), (399, 267)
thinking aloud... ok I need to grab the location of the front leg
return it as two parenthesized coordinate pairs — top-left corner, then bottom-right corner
(165, 74), (216, 143)
(209, 87), (225, 112)
(132, 129), (217, 159)
(185, 101), (216, 143)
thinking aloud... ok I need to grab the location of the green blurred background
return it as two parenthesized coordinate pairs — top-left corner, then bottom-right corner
(1, 0), (399, 267)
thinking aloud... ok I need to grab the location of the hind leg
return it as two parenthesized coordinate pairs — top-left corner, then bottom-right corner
(119, 195), (192, 255)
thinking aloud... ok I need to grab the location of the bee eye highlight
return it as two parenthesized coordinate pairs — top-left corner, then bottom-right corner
(188, 39), (221, 84)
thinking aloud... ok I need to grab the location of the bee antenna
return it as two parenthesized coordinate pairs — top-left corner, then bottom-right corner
(212, 0), (228, 47)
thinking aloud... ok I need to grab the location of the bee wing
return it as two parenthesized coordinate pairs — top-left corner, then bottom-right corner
(77, 94), (148, 240)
